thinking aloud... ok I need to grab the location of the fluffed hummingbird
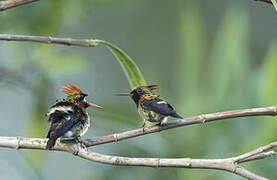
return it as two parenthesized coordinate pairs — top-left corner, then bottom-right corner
(117, 85), (183, 129)
(46, 83), (102, 149)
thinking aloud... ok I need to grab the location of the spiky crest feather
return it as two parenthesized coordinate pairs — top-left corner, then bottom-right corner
(60, 83), (83, 96)
(133, 85), (158, 91)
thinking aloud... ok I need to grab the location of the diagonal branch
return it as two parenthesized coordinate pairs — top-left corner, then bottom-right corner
(83, 106), (277, 147)
(0, 0), (38, 11)
(0, 136), (275, 180)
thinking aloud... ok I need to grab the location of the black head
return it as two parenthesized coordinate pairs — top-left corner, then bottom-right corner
(60, 83), (102, 109)
(66, 93), (87, 103)
(116, 85), (158, 105)
(129, 87), (147, 104)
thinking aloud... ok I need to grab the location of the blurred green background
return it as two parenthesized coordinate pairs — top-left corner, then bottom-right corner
(0, 0), (277, 179)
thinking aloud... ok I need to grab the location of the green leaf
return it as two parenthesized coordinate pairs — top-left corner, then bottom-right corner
(272, 0), (277, 12)
(97, 40), (146, 89)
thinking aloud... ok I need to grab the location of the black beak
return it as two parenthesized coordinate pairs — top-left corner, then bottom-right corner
(87, 102), (103, 109)
(115, 93), (133, 97)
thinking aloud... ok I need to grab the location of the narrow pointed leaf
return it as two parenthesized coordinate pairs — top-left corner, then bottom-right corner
(272, 0), (277, 12)
(97, 40), (146, 89)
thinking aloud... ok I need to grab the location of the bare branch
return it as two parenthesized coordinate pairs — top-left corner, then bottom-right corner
(0, 106), (276, 179)
(233, 141), (277, 162)
(0, 136), (274, 180)
(0, 0), (38, 11)
(0, 34), (100, 47)
(84, 106), (277, 147)
(237, 151), (277, 163)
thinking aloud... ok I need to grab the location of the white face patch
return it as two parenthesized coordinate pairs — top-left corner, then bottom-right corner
(47, 106), (73, 116)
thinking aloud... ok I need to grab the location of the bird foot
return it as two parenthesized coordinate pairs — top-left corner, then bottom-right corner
(69, 143), (81, 155)
(60, 137), (75, 143)
(141, 120), (146, 132)
(74, 136), (83, 143)
(158, 122), (167, 126)
(141, 125), (146, 132)
(72, 146), (79, 155)
(75, 136), (87, 149)
(60, 136), (86, 149)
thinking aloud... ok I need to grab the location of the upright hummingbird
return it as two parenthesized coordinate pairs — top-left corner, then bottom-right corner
(46, 83), (102, 149)
(117, 85), (183, 129)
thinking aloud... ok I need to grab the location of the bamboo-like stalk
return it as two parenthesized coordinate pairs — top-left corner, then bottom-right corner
(0, 136), (275, 180)
(0, 34), (100, 47)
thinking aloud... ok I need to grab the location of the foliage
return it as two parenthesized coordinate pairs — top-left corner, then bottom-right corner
(99, 40), (146, 89)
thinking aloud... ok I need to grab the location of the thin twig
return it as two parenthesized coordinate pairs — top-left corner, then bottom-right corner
(0, 0), (38, 11)
(237, 151), (277, 163)
(0, 34), (100, 47)
(84, 106), (277, 147)
(0, 136), (275, 180)
(234, 141), (277, 162)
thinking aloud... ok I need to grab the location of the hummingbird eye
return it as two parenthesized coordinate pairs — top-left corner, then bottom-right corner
(80, 94), (85, 99)
(71, 94), (87, 102)
(79, 94), (88, 100)
(136, 88), (143, 94)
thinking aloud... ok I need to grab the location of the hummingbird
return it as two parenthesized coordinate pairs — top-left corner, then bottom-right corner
(46, 83), (102, 150)
(117, 85), (183, 129)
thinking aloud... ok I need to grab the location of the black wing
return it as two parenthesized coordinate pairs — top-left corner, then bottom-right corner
(46, 112), (80, 149)
(141, 99), (183, 119)
(48, 110), (70, 124)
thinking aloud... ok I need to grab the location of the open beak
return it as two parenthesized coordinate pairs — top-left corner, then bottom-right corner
(87, 102), (103, 109)
(115, 93), (133, 97)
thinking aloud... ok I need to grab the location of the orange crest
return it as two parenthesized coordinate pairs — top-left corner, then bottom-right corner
(60, 83), (83, 95)
(133, 85), (158, 91)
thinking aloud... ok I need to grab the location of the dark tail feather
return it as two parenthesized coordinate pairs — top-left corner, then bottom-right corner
(170, 111), (183, 119)
(46, 138), (57, 150)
